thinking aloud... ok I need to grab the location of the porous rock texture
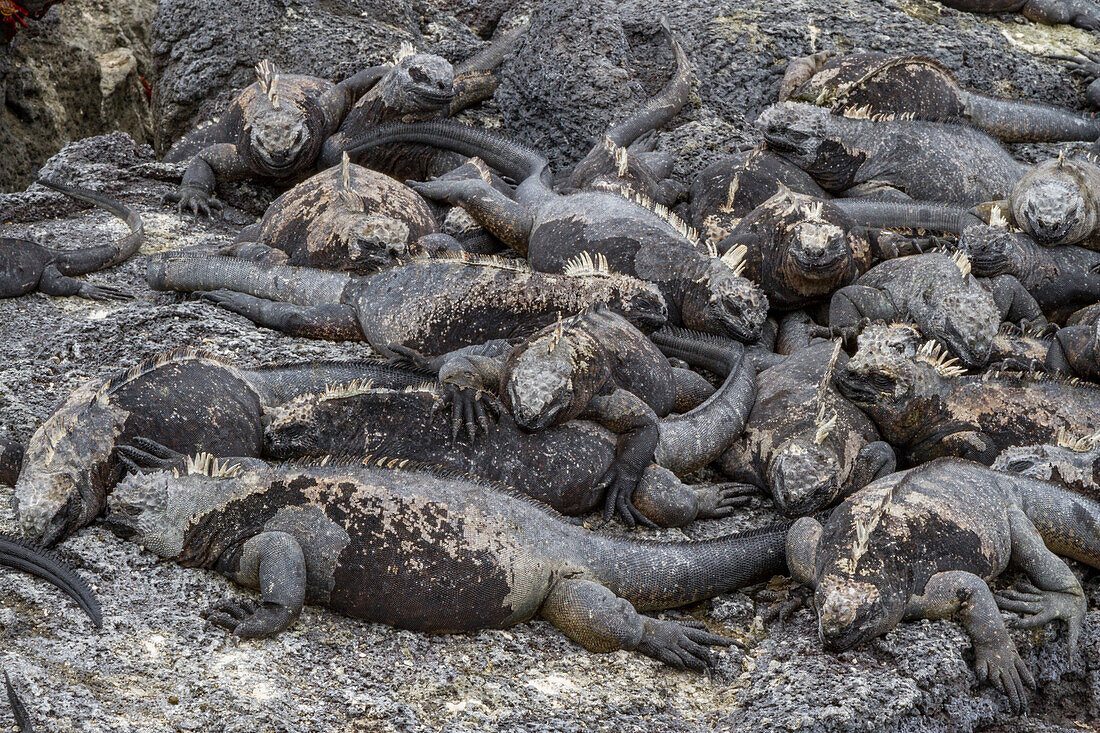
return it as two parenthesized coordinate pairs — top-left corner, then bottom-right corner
(0, 0), (157, 192)
(1, 0), (1100, 730)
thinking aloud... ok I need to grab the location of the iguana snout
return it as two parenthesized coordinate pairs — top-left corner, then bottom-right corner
(768, 439), (840, 517)
(504, 357), (574, 432)
(816, 578), (885, 651)
(250, 108), (310, 175)
(395, 54), (456, 111)
(1015, 178), (1085, 245)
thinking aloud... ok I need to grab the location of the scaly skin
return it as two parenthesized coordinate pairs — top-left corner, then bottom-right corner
(756, 102), (1027, 206)
(938, 0), (1100, 31)
(780, 51), (1100, 143)
(13, 348), (428, 546)
(719, 340), (894, 517)
(826, 252), (1046, 368)
(0, 532), (101, 628)
(219, 155), (438, 274)
(717, 188), (872, 310)
(146, 251), (669, 356)
(836, 322), (1100, 465)
(318, 25), (525, 179)
(342, 120), (769, 341)
(1, 179), (142, 301)
(993, 437), (1100, 499)
(415, 306), (717, 526)
(1000, 156), (1100, 250)
(788, 457), (1092, 713)
(106, 456), (791, 671)
(960, 223), (1100, 322)
(1045, 319), (1100, 381)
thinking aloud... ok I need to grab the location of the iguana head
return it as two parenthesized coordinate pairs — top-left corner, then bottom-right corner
(958, 225), (1022, 277)
(679, 260), (769, 341)
(767, 437), (840, 517)
(1012, 163), (1095, 246)
(391, 53), (455, 114)
(104, 471), (184, 557)
(502, 318), (599, 432)
(755, 103), (866, 190)
(249, 106), (311, 175)
(914, 276), (997, 368)
(835, 323), (953, 411)
(332, 209), (412, 268)
(14, 382), (129, 546)
(764, 193), (866, 301)
(815, 574), (901, 651)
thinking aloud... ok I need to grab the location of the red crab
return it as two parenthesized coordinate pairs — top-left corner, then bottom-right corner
(1, 0), (63, 44)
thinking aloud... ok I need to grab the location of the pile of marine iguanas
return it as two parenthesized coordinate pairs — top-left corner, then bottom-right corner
(7, 5), (1100, 723)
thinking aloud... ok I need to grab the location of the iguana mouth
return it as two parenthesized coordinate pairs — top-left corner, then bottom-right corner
(410, 86), (456, 107)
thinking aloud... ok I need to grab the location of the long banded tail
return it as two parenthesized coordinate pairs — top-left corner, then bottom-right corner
(831, 199), (982, 235)
(146, 253), (352, 307)
(242, 360), (433, 406)
(0, 533), (102, 628)
(36, 179), (144, 276)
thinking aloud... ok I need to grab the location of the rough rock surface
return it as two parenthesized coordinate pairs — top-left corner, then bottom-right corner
(0, 0), (157, 193)
(1, 133), (1099, 731)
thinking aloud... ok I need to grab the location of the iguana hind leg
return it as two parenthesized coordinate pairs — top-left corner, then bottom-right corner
(539, 577), (735, 671)
(630, 466), (753, 527)
(1024, 0), (1100, 30)
(209, 531), (307, 638)
(408, 177), (533, 256)
(582, 389), (661, 528)
(985, 274), (1048, 332)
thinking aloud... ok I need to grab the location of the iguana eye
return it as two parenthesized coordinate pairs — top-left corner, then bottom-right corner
(409, 67), (428, 84)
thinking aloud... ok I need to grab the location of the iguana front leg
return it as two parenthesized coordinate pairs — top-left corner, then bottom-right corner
(318, 65), (393, 130)
(539, 577), (736, 671)
(828, 285), (897, 330)
(786, 516), (822, 585)
(994, 506), (1086, 652)
(39, 265), (133, 301)
(431, 345), (511, 441)
(984, 274), (1049, 332)
(582, 389), (661, 527)
(1023, 0), (1100, 30)
(208, 531), (307, 637)
(906, 570), (1035, 713)
(630, 465), (754, 527)
(407, 177), (533, 256)
(167, 143), (248, 218)
(199, 290), (364, 340)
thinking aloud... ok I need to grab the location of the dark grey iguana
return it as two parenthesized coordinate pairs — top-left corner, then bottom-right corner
(992, 430), (1100, 496)
(318, 25), (526, 178)
(716, 188), (873, 311)
(105, 454), (791, 671)
(135, 334), (755, 529)
(146, 250), (668, 356)
(1050, 49), (1100, 109)
(1043, 319), (1100, 381)
(13, 349), (428, 546)
(756, 102), (1027, 206)
(936, 0), (1100, 31)
(787, 456), (1094, 712)
(164, 59), (393, 217)
(779, 51), (1100, 143)
(717, 339), (894, 517)
(1, 179), (142, 301)
(0, 532), (101, 628)
(835, 322), (1100, 465)
(823, 251), (1047, 367)
(959, 223), (1100, 322)
(342, 120), (769, 341)
(216, 154), (438, 274)
(396, 305), (723, 526)
(563, 17), (693, 206)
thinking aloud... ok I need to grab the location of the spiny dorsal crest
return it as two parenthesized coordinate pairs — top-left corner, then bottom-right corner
(1055, 427), (1100, 452)
(841, 104), (874, 120)
(988, 204), (1010, 229)
(720, 244), (748, 277)
(950, 250), (971, 278)
(546, 314), (567, 354)
(722, 173), (742, 212)
(338, 191), (366, 213)
(813, 406), (837, 446)
(321, 379), (376, 401)
(563, 251), (613, 278)
(915, 340), (967, 377)
(174, 452), (243, 479)
(255, 59), (281, 108)
(415, 250), (532, 273)
(393, 41), (417, 65)
(341, 153), (352, 190)
(801, 199), (825, 222)
(601, 136), (630, 178)
(591, 181), (700, 246)
(1058, 149), (1067, 169)
(849, 485), (893, 571)
(93, 348), (233, 405)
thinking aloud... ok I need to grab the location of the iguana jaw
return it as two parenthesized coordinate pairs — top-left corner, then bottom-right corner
(250, 108), (310, 175)
(1015, 178), (1087, 245)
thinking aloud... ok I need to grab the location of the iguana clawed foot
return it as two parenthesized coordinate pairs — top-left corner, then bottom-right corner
(694, 482), (756, 519)
(204, 598), (298, 638)
(995, 581), (1086, 651)
(758, 585), (812, 627)
(430, 383), (501, 442)
(636, 617), (739, 672)
(386, 343), (439, 373)
(972, 640), (1034, 713)
(1048, 48), (1100, 82)
(117, 437), (187, 474)
(595, 462), (656, 529)
(78, 282), (134, 301)
(164, 185), (223, 219)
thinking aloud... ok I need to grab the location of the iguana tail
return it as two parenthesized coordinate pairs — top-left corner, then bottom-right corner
(344, 120), (552, 186)
(1017, 476), (1100, 569)
(965, 92), (1100, 143)
(650, 327), (756, 474)
(0, 533), (102, 628)
(3, 669), (33, 733)
(146, 253), (352, 307)
(36, 179), (144, 276)
(604, 17), (694, 148)
(830, 199), (982, 235)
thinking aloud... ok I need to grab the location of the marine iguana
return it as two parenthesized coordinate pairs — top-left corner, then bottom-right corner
(564, 18), (693, 206)
(0, 532), (101, 627)
(983, 155), (1100, 250)
(756, 102), (1027, 206)
(779, 51), (1100, 143)
(823, 251), (1048, 367)
(165, 58), (397, 217)
(398, 305), (722, 526)
(13, 349), (428, 546)
(343, 120), (769, 341)
(937, 0), (1100, 31)
(2, 179), (142, 301)
(132, 333), (754, 529)
(217, 154), (437, 274)
(147, 250), (668, 355)
(317, 25), (525, 178)
(787, 457), (1093, 712)
(959, 223), (1100, 322)
(836, 322), (1100, 465)
(1044, 318), (1100, 380)
(718, 339), (895, 517)
(1050, 48), (1100, 109)
(105, 454), (791, 671)
(716, 189), (872, 310)
(992, 429), (1100, 495)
